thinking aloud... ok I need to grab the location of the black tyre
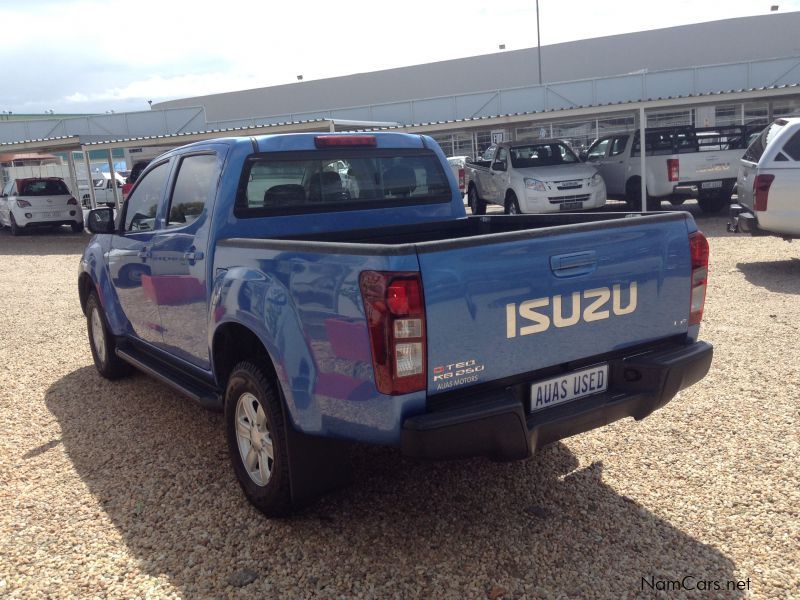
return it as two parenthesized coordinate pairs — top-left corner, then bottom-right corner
(467, 185), (486, 215)
(669, 198), (686, 206)
(625, 178), (660, 211)
(225, 361), (292, 517)
(71, 221), (85, 233)
(9, 214), (22, 236)
(504, 191), (521, 215)
(86, 291), (133, 379)
(697, 194), (728, 213)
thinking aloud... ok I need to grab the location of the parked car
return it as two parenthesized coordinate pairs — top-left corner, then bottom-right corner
(121, 160), (151, 201)
(728, 117), (800, 239)
(583, 125), (749, 212)
(79, 132), (712, 516)
(466, 140), (606, 215)
(79, 172), (125, 208)
(0, 177), (83, 235)
(447, 155), (469, 199)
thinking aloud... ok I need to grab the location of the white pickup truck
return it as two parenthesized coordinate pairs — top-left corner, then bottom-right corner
(583, 126), (750, 212)
(79, 172), (125, 208)
(465, 140), (606, 214)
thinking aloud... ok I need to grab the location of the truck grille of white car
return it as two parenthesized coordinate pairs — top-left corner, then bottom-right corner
(549, 194), (591, 204)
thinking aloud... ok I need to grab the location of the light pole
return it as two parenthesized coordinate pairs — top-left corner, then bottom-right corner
(536, 0), (542, 85)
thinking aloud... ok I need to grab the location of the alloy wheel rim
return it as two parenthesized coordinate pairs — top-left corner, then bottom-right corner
(90, 307), (106, 364)
(235, 392), (274, 486)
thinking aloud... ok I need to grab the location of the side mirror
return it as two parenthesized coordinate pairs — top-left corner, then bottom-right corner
(493, 160), (507, 172)
(87, 207), (116, 234)
(579, 151), (589, 162)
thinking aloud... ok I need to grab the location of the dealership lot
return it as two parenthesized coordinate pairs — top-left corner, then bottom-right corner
(0, 206), (797, 598)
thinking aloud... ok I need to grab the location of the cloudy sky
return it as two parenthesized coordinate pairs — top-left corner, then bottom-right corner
(2, 0), (799, 115)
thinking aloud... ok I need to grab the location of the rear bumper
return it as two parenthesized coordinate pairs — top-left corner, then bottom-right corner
(401, 340), (713, 461)
(727, 203), (767, 236)
(673, 178), (735, 197)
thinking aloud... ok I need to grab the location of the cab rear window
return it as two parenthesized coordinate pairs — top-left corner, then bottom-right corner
(743, 121), (786, 163)
(236, 150), (451, 216)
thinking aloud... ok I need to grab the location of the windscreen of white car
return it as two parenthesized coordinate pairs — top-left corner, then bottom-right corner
(238, 150), (451, 215)
(509, 143), (580, 168)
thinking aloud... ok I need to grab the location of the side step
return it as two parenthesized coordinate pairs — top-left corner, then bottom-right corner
(116, 346), (223, 411)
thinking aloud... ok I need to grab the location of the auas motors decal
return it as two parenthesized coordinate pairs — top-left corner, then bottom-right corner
(506, 282), (638, 338)
(432, 359), (485, 391)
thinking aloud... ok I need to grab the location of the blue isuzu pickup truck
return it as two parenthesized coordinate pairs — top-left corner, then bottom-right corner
(78, 132), (713, 516)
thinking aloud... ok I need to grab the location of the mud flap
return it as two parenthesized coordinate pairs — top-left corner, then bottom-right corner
(282, 412), (353, 508)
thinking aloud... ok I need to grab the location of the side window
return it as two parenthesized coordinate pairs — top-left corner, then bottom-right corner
(1, 180), (13, 196)
(781, 130), (800, 161)
(124, 162), (169, 232)
(587, 139), (611, 160)
(166, 154), (220, 228)
(610, 136), (629, 157)
(493, 147), (508, 169)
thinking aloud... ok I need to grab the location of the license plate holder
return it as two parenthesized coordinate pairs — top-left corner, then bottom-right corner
(701, 180), (723, 189)
(530, 364), (609, 412)
(559, 201), (583, 211)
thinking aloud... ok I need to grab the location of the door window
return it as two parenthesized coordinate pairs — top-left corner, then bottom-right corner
(781, 130), (800, 161)
(610, 136), (629, 156)
(124, 162), (169, 232)
(587, 139), (611, 160)
(493, 147), (508, 170)
(166, 154), (220, 228)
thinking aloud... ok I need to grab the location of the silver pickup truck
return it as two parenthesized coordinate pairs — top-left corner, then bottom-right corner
(465, 140), (607, 215)
(583, 126), (751, 212)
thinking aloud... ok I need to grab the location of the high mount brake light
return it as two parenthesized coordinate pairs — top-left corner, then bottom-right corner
(359, 271), (426, 395)
(314, 135), (377, 148)
(689, 231), (709, 326)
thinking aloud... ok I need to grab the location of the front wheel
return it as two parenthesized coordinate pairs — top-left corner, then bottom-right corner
(467, 185), (486, 215)
(86, 292), (133, 379)
(504, 192), (521, 215)
(225, 361), (292, 517)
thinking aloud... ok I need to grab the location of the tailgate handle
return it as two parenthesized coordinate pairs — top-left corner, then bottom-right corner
(550, 251), (597, 278)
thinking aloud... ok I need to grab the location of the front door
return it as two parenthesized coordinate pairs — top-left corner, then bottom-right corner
(107, 160), (171, 344)
(603, 135), (631, 195)
(149, 151), (223, 369)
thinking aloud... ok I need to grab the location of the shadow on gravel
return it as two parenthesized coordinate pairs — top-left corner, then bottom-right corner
(47, 367), (742, 598)
(737, 258), (800, 294)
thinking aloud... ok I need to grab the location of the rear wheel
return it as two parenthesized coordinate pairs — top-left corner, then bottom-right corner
(71, 221), (85, 233)
(467, 185), (486, 215)
(225, 361), (292, 517)
(85, 291), (133, 379)
(625, 178), (660, 211)
(669, 198), (686, 206)
(504, 191), (521, 215)
(698, 194), (728, 213)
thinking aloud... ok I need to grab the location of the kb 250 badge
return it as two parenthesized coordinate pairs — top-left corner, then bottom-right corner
(432, 359), (485, 391)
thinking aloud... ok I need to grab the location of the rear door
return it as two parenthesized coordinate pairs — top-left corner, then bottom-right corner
(417, 214), (693, 394)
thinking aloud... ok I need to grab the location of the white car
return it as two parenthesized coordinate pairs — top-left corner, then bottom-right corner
(729, 117), (800, 239)
(0, 177), (84, 235)
(466, 141), (606, 214)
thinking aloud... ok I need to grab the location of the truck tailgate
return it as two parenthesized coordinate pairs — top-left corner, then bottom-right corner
(417, 214), (693, 394)
(680, 150), (739, 183)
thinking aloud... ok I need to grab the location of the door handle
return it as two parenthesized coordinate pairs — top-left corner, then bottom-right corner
(137, 247), (151, 259)
(183, 250), (205, 262)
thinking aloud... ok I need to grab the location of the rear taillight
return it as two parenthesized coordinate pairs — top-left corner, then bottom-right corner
(667, 159), (679, 183)
(67, 197), (78, 205)
(753, 174), (774, 212)
(458, 168), (465, 192)
(689, 231), (709, 326)
(16, 199), (31, 208)
(359, 271), (426, 395)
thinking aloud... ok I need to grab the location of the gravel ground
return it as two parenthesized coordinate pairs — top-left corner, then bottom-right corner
(0, 204), (798, 599)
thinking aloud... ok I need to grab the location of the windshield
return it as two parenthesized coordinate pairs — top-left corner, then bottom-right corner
(238, 150), (450, 215)
(509, 143), (579, 168)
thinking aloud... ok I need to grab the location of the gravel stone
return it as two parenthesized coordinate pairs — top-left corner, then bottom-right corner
(0, 204), (798, 598)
